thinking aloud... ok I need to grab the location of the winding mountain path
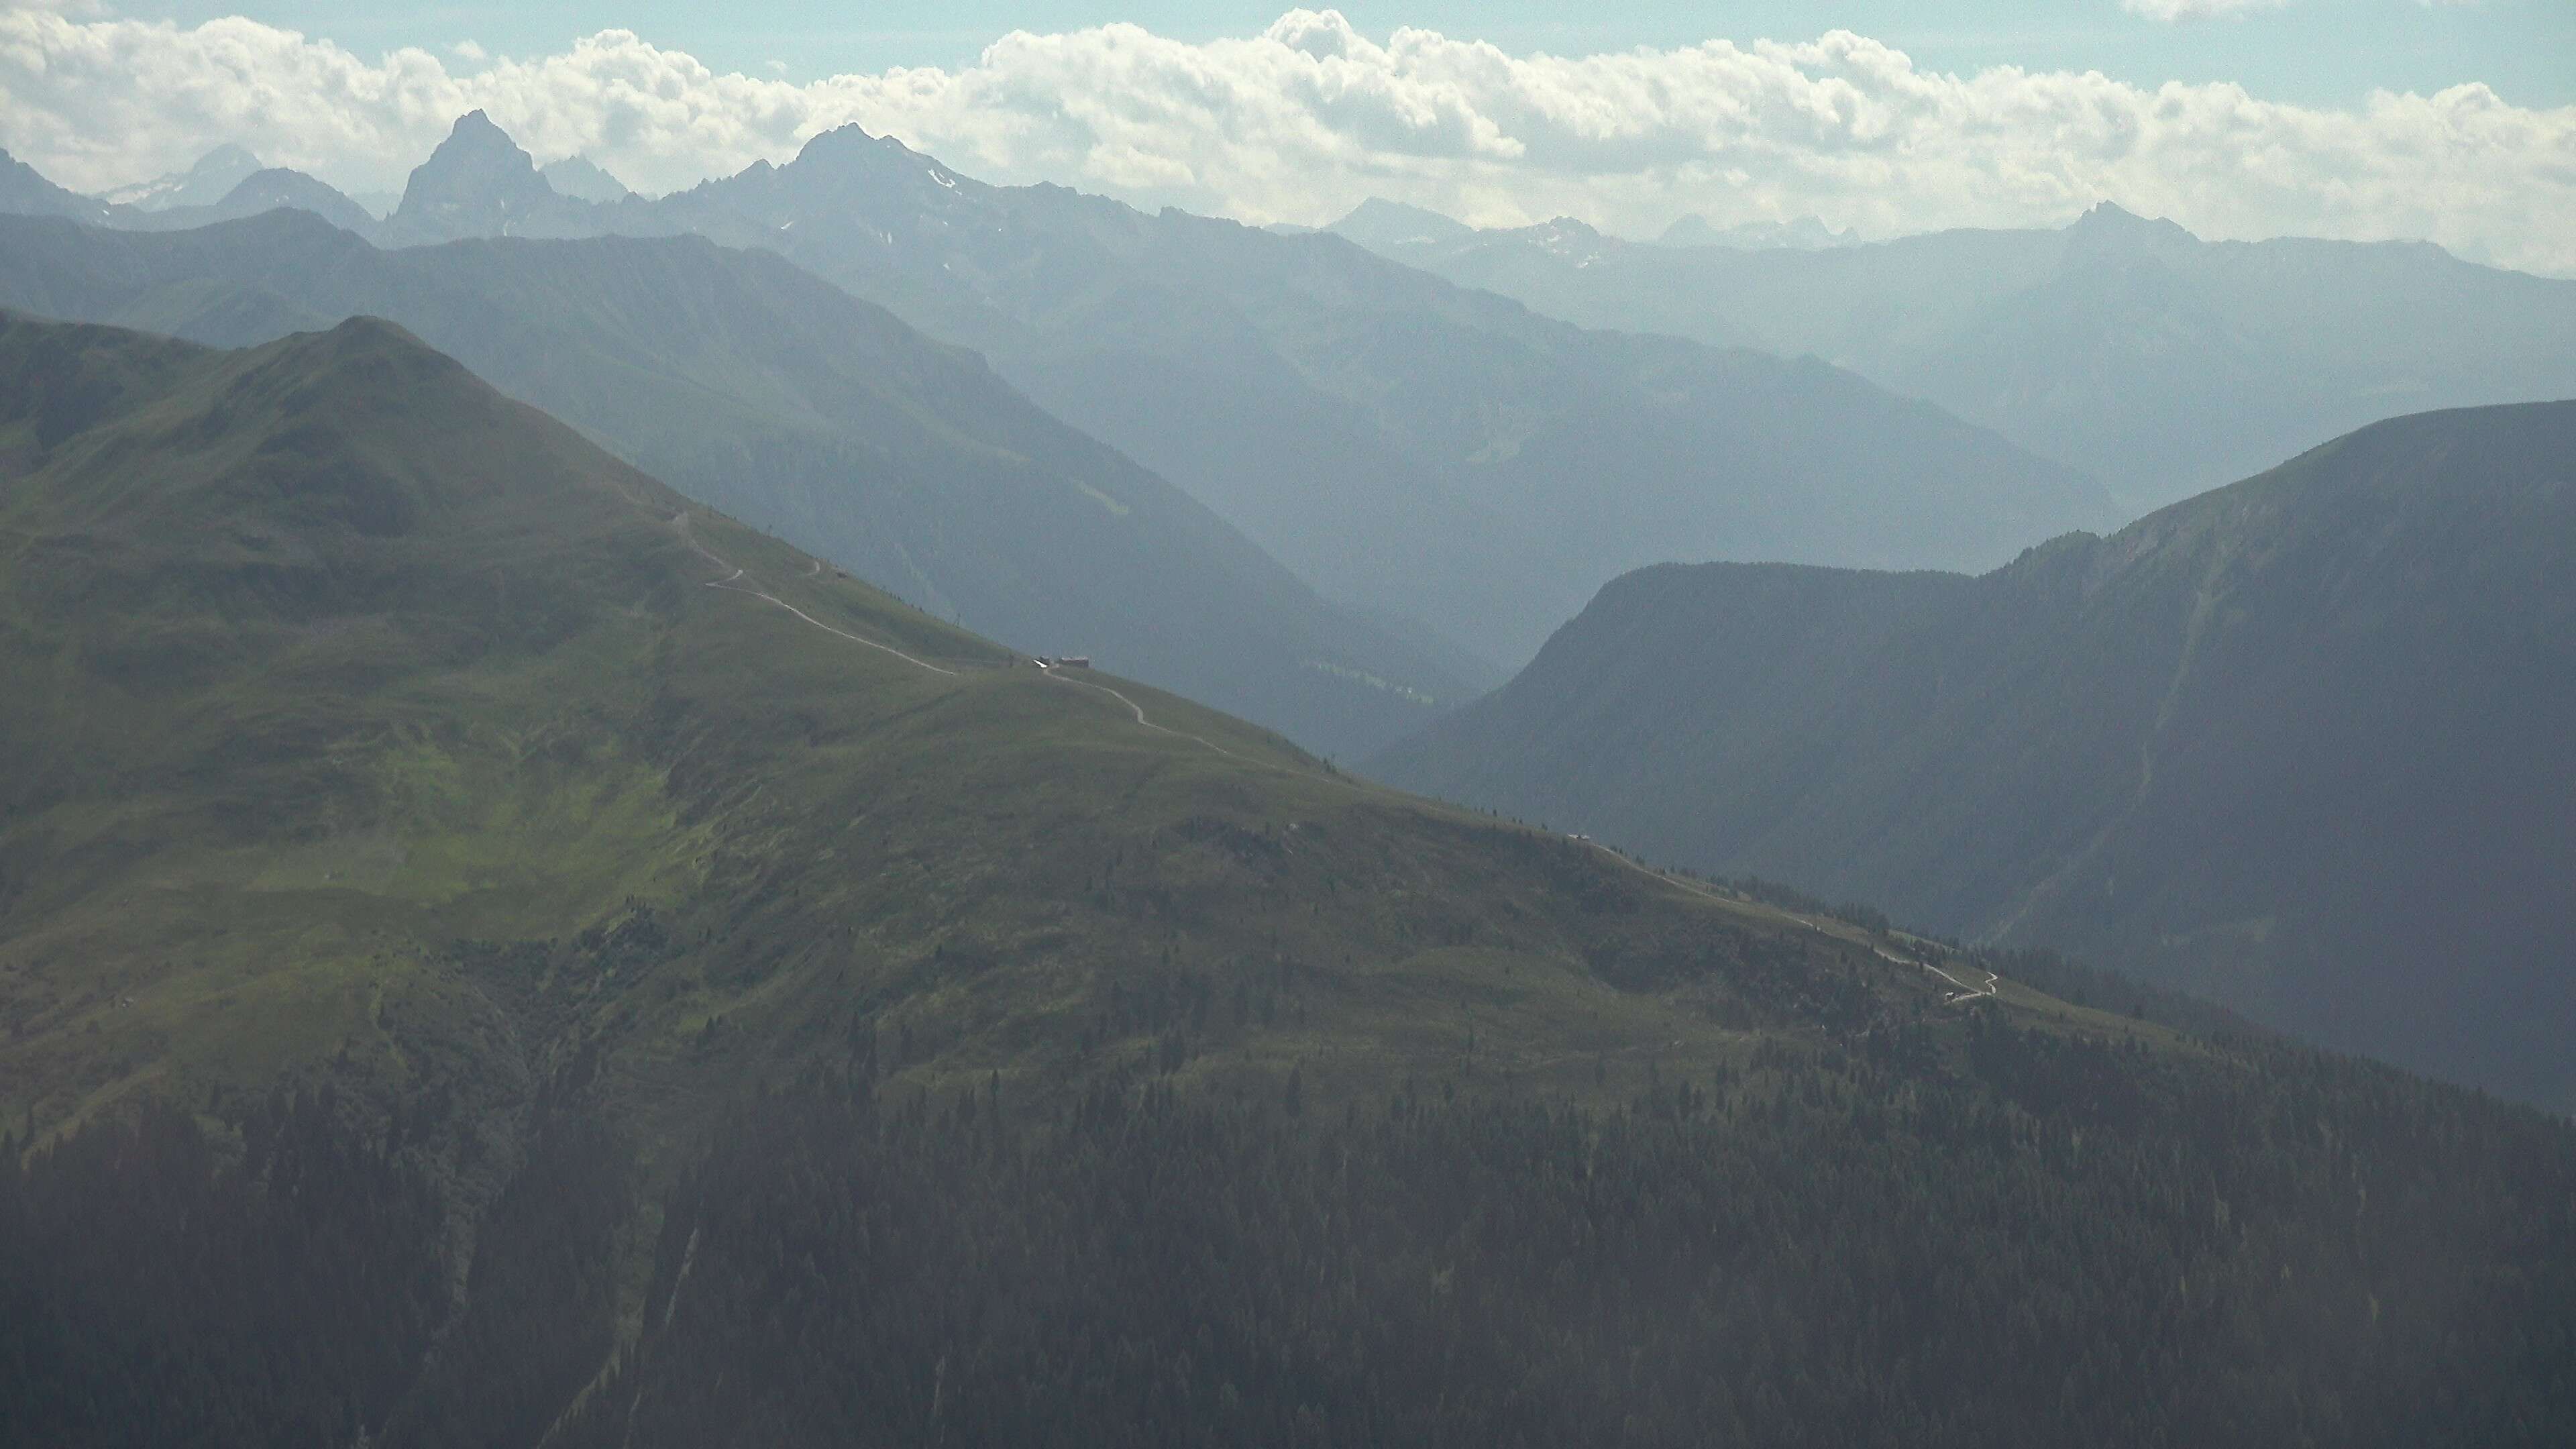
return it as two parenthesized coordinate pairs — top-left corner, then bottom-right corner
(1890, 949), (2000, 1004)
(1578, 839), (2001, 1006)
(669, 510), (1996, 1005)
(673, 515), (957, 678)
(1033, 663), (1250, 762)
(672, 511), (1279, 768)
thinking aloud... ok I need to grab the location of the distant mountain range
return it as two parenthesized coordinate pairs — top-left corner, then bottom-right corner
(1324, 199), (1860, 255)
(97, 143), (264, 210)
(5, 141), (378, 235)
(1325, 199), (2576, 512)
(589, 124), (2117, 663)
(0, 207), (1483, 759)
(0, 116), (2133, 727)
(7, 117), (2114, 667)
(1376, 402), (2576, 1110)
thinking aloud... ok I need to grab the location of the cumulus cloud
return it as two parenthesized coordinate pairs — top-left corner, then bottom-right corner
(1, 5), (2570, 274)
(2123, 0), (2286, 21)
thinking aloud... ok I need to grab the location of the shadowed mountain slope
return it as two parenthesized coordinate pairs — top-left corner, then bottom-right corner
(1377, 402), (2576, 1110)
(0, 209), (1485, 757)
(0, 146), (113, 225)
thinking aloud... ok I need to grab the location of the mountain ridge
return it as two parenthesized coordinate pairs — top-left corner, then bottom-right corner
(1328, 200), (2576, 509)
(0, 121), (2126, 666)
(0, 207), (1486, 757)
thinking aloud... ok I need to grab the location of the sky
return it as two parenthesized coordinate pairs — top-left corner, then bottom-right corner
(4, 2), (2573, 272)
(92, 1), (2576, 109)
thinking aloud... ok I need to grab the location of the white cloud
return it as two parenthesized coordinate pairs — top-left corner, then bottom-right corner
(2123, 0), (2286, 21)
(1, 5), (2570, 275)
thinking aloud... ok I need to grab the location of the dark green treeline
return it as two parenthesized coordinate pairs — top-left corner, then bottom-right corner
(7, 1014), (2573, 1448)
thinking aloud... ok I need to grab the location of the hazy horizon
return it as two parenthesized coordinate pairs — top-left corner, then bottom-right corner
(7, 2), (2574, 274)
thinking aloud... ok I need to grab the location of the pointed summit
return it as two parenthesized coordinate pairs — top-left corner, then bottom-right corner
(388, 111), (574, 243)
(780, 123), (957, 184)
(749, 123), (986, 219)
(793, 123), (886, 159)
(2065, 200), (2196, 256)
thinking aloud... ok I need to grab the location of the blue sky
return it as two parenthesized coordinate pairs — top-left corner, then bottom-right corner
(9, 3), (2569, 272)
(115, 2), (2576, 108)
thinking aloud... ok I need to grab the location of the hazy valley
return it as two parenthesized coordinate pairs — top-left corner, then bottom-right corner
(1379, 402), (2576, 1110)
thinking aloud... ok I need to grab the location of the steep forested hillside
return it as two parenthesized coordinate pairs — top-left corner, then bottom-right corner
(1, 315), (2569, 1446)
(1377, 402), (2576, 1110)
(0, 209), (1484, 759)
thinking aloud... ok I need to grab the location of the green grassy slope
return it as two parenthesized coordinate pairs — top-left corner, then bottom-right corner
(0, 310), (2019, 1155)
(0, 209), (1487, 761)
(1375, 401), (2576, 1110)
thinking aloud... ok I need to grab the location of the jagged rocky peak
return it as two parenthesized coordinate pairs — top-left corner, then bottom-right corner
(2065, 200), (2198, 252)
(391, 111), (571, 239)
(410, 111), (544, 191)
(752, 123), (984, 215)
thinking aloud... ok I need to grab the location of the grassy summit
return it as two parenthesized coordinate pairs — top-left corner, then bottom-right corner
(0, 311), (1999, 1152)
